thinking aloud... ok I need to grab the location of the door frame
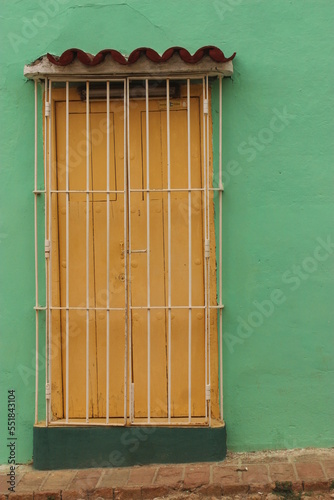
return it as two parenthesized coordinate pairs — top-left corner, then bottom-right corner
(41, 77), (221, 427)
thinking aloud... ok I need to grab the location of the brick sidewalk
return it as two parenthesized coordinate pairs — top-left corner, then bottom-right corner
(0, 448), (333, 499)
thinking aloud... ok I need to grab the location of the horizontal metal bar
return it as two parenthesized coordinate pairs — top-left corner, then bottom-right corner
(34, 306), (47, 311)
(124, 421), (209, 427)
(209, 305), (225, 309)
(47, 419), (208, 427)
(49, 75), (211, 84)
(50, 189), (125, 194)
(48, 421), (126, 427)
(33, 190), (46, 194)
(49, 78), (127, 83)
(130, 305), (206, 310)
(50, 306), (126, 311)
(128, 75), (211, 81)
(130, 188), (205, 193)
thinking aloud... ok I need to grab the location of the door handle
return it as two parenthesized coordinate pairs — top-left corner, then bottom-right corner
(120, 242), (147, 255)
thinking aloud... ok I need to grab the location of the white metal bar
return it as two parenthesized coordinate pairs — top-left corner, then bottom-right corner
(127, 78), (133, 423)
(85, 81), (90, 423)
(34, 80), (39, 425)
(123, 78), (128, 426)
(49, 420), (128, 427)
(50, 188), (205, 194)
(48, 419), (209, 427)
(65, 81), (70, 423)
(50, 190), (124, 194)
(187, 79), (192, 423)
(50, 77), (134, 83)
(205, 75), (211, 426)
(146, 79), (151, 424)
(115, 75), (210, 81)
(106, 81), (110, 424)
(130, 305), (206, 310)
(202, 77), (208, 422)
(50, 306), (125, 311)
(49, 75), (211, 83)
(167, 79), (172, 423)
(44, 78), (48, 427)
(122, 421), (210, 427)
(47, 79), (53, 425)
(219, 76), (223, 421)
(130, 188), (205, 193)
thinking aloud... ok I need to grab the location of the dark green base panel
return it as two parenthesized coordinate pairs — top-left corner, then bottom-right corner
(33, 424), (227, 470)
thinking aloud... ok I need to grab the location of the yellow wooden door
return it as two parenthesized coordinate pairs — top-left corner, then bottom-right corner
(51, 87), (214, 422)
(52, 97), (126, 419)
(129, 95), (206, 418)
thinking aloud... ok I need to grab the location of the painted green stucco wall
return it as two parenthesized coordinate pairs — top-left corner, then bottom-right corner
(0, 0), (333, 463)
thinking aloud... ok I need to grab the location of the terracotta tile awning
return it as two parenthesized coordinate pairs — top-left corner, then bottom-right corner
(24, 46), (235, 79)
(46, 46), (236, 66)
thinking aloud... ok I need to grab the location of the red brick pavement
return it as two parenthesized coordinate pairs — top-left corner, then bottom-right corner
(0, 448), (333, 499)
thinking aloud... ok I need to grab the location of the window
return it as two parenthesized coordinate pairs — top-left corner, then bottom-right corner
(25, 47), (234, 428)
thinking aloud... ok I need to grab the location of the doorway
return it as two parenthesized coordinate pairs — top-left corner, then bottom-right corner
(49, 82), (218, 425)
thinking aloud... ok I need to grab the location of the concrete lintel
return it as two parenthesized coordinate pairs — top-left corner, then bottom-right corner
(24, 53), (233, 80)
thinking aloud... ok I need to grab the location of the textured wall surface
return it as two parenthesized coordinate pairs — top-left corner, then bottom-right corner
(0, 0), (333, 463)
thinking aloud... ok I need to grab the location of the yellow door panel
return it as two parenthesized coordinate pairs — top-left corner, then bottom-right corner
(54, 103), (98, 419)
(131, 97), (206, 418)
(53, 100), (126, 419)
(51, 85), (217, 423)
(90, 106), (126, 418)
(130, 105), (168, 417)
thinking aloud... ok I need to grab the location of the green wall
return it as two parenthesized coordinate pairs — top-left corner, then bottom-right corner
(0, 0), (333, 463)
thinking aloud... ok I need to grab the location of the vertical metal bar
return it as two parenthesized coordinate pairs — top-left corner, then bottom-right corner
(202, 78), (208, 422)
(65, 81), (70, 423)
(106, 81), (110, 424)
(187, 79), (192, 423)
(86, 81), (90, 423)
(123, 79), (128, 425)
(145, 79), (151, 423)
(219, 76), (223, 422)
(44, 78), (48, 427)
(34, 80), (39, 425)
(167, 79), (172, 423)
(47, 79), (52, 425)
(126, 78), (133, 422)
(206, 75), (211, 426)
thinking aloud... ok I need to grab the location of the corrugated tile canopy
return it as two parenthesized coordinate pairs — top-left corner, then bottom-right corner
(24, 46), (235, 79)
(47, 46), (236, 66)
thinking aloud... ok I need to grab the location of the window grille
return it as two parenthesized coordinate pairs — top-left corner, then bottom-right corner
(30, 69), (227, 428)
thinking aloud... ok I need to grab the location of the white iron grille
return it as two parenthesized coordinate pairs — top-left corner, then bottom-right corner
(33, 76), (224, 427)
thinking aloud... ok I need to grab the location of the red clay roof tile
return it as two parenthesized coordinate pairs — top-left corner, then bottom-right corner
(46, 46), (236, 66)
